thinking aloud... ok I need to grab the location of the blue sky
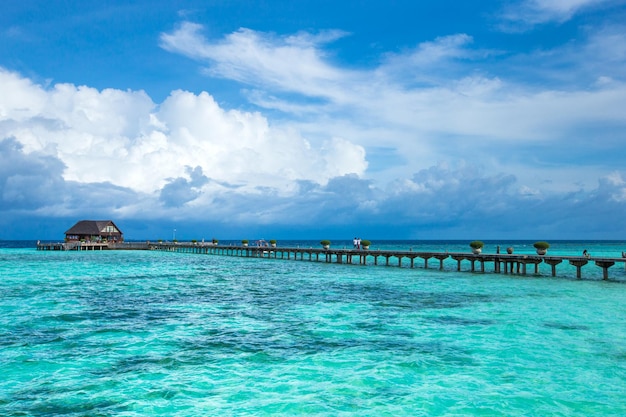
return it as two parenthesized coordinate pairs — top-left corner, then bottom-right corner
(1, 0), (626, 241)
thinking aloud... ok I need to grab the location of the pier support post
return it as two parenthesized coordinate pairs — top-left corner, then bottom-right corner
(419, 256), (433, 269)
(451, 256), (464, 271)
(434, 255), (448, 270)
(544, 259), (562, 277)
(569, 259), (589, 279)
(595, 261), (615, 280)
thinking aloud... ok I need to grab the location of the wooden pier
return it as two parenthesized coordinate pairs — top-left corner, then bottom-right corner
(147, 242), (626, 281)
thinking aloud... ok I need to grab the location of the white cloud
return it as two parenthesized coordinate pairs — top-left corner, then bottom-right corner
(0, 68), (367, 197)
(160, 23), (353, 100)
(500, 0), (620, 27)
(380, 34), (477, 81)
(0, 70), (47, 121)
(602, 171), (626, 201)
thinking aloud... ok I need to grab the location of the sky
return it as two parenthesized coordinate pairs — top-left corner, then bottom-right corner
(1, 0), (626, 241)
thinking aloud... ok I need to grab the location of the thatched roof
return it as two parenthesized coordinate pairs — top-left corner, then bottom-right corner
(65, 220), (122, 235)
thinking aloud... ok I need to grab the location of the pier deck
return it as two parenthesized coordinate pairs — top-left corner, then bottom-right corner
(37, 242), (110, 251)
(147, 242), (626, 281)
(36, 241), (151, 251)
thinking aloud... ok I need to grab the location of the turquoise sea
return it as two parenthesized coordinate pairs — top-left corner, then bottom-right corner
(1, 240), (626, 416)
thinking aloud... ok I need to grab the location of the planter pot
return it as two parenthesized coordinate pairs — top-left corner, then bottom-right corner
(323, 245), (330, 250)
(242, 243), (248, 247)
(271, 243), (276, 248)
(536, 248), (547, 255)
(362, 245), (370, 250)
(472, 248), (482, 255)
(506, 247), (514, 254)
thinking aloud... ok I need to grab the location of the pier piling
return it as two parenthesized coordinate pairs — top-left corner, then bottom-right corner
(595, 260), (615, 280)
(569, 259), (589, 279)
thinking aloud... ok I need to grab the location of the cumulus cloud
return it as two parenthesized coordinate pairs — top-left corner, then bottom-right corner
(0, 68), (368, 201)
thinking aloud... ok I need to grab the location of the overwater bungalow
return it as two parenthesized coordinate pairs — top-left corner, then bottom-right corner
(64, 220), (124, 243)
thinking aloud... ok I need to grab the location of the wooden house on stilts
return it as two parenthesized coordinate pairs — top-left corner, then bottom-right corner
(64, 220), (124, 244)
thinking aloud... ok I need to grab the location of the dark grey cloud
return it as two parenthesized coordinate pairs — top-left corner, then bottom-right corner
(159, 165), (209, 207)
(0, 137), (66, 210)
(0, 136), (143, 239)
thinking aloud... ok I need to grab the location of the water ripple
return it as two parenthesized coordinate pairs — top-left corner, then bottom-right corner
(1, 249), (625, 416)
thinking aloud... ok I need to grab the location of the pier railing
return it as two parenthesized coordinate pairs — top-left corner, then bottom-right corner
(147, 242), (626, 281)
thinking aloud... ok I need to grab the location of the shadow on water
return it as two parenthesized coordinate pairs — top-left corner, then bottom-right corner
(542, 322), (591, 331)
(11, 399), (127, 417)
(427, 315), (496, 326)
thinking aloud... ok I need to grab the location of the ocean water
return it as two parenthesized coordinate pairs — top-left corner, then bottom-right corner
(1, 240), (626, 416)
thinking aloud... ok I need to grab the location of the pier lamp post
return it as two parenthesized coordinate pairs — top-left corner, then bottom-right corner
(173, 229), (176, 242)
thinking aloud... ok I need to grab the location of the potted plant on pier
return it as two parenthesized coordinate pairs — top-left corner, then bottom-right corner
(242, 239), (249, 247)
(361, 240), (371, 250)
(469, 241), (484, 254)
(212, 238), (219, 245)
(320, 240), (331, 250)
(534, 241), (550, 255)
(269, 239), (277, 247)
